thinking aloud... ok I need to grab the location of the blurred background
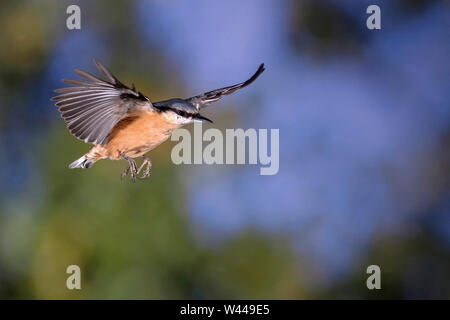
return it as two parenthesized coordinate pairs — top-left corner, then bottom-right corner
(0, 0), (449, 299)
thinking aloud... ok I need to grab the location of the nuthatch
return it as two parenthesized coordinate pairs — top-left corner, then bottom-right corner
(51, 59), (265, 181)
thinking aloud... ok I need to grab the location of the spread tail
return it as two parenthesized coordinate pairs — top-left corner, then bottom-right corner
(69, 155), (95, 169)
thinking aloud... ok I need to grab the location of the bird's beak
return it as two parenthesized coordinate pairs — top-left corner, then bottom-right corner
(193, 114), (213, 123)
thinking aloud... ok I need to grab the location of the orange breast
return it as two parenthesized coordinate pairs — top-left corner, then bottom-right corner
(105, 111), (180, 159)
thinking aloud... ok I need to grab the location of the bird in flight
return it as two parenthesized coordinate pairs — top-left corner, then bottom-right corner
(51, 59), (265, 182)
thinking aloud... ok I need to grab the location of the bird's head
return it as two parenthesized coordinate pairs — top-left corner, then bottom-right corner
(155, 99), (213, 125)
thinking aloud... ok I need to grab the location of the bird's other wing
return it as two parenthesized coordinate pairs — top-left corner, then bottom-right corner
(51, 59), (153, 145)
(187, 63), (265, 110)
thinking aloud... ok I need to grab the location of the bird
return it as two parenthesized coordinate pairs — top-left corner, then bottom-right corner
(51, 59), (265, 182)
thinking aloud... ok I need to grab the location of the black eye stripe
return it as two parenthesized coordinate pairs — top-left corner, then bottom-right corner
(154, 104), (195, 118)
(174, 109), (193, 118)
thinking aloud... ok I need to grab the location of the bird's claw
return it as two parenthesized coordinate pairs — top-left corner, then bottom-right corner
(121, 163), (137, 182)
(130, 168), (137, 182)
(120, 166), (130, 181)
(139, 167), (151, 180)
(137, 157), (152, 180)
(120, 154), (138, 183)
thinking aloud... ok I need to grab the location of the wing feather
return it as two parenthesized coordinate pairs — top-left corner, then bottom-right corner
(188, 63), (265, 110)
(51, 59), (152, 145)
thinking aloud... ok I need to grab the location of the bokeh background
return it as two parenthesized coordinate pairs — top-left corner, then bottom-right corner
(0, 0), (449, 299)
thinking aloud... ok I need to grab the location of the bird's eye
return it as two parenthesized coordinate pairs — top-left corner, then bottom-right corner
(175, 110), (187, 119)
(173, 112), (182, 120)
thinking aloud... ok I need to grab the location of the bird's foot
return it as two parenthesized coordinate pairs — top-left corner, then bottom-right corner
(137, 156), (152, 180)
(120, 166), (130, 181)
(120, 154), (138, 182)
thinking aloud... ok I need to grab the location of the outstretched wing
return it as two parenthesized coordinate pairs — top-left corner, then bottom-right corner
(51, 59), (152, 145)
(187, 63), (265, 110)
